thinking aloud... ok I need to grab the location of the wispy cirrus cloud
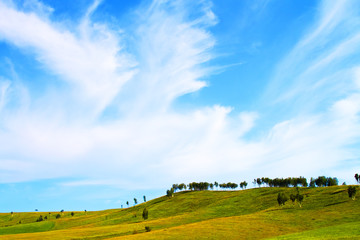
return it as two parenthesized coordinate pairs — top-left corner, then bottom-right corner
(257, 0), (360, 178)
(265, 0), (360, 111)
(0, 0), (243, 186)
(0, 0), (135, 117)
(0, 0), (359, 193)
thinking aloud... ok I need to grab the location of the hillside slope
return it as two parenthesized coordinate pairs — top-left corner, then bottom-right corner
(0, 186), (359, 239)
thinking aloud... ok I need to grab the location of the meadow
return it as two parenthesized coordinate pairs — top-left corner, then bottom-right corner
(0, 185), (359, 239)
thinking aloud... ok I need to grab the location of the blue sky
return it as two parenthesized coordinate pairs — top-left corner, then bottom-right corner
(0, 0), (359, 212)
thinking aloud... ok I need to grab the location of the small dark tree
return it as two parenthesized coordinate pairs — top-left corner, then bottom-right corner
(172, 184), (179, 192)
(145, 226), (151, 232)
(166, 188), (174, 198)
(143, 195), (146, 202)
(55, 214), (61, 219)
(44, 216), (48, 220)
(178, 183), (187, 191)
(297, 194), (304, 207)
(142, 208), (148, 220)
(315, 176), (327, 187)
(348, 186), (357, 200)
(326, 177), (338, 186)
(71, 212), (74, 217)
(256, 178), (262, 187)
(290, 194), (296, 204)
(126, 201), (129, 207)
(355, 173), (359, 184)
(214, 181), (219, 190)
(36, 215), (43, 222)
(309, 178), (315, 187)
(134, 198), (138, 205)
(240, 181), (248, 189)
(277, 193), (288, 206)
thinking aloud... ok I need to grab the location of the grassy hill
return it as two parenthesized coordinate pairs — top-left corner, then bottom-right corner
(0, 185), (359, 239)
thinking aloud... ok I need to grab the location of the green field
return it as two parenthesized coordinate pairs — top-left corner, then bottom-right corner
(0, 186), (359, 239)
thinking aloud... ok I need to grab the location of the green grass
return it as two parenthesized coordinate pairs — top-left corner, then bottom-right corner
(268, 221), (360, 240)
(0, 186), (359, 239)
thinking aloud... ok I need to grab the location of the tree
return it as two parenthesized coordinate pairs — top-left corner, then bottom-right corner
(71, 212), (74, 217)
(166, 188), (174, 197)
(214, 181), (219, 190)
(134, 198), (138, 205)
(142, 208), (149, 220)
(55, 214), (61, 219)
(256, 178), (262, 187)
(309, 178), (315, 187)
(178, 183), (186, 191)
(326, 177), (338, 186)
(348, 186), (357, 200)
(355, 173), (359, 184)
(172, 184), (179, 192)
(126, 201), (129, 207)
(36, 215), (43, 222)
(143, 195), (146, 202)
(290, 194), (296, 204)
(277, 193), (288, 206)
(315, 176), (327, 187)
(297, 194), (304, 207)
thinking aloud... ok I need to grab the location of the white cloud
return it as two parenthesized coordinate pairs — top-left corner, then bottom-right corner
(0, 0), (359, 190)
(22, 0), (54, 17)
(0, 0), (136, 117)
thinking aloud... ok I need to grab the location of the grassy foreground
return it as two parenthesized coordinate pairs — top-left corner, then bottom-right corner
(0, 186), (359, 239)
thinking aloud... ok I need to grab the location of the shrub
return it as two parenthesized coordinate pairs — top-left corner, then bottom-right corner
(297, 194), (304, 207)
(145, 226), (151, 232)
(142, 208), (149, 220)
(36, 215), (43, 222)
(55, 214), (61, 219)
(348, 186), (357, 200)
(166, 188), (174, 197)
(290, 194), (296, 203)
(277, 192), (288, 206)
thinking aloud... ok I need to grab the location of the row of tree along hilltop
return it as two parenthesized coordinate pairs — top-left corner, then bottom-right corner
(253, 176), (339, 188)
(166, 175), (360, 197)
(168, 181), (248, 196)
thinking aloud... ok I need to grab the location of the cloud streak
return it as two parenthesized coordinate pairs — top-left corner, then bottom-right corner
(0, 0), (359, 191)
